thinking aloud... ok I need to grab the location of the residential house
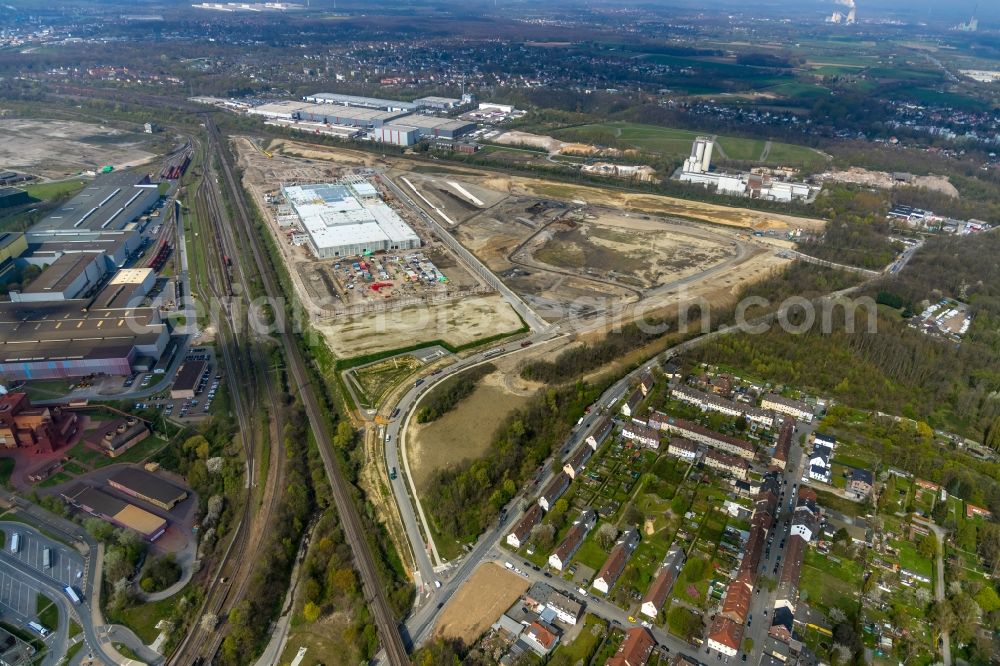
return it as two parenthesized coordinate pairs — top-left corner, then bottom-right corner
(563, 445), (594, 479)
(810, 432), (837, 449)
(671, 385), (775, 428)
(522, 621), (559, 657)
(538, 472), (571, 512)
(593, 528), (640, 594)
(719, 576), (753, 624)
(849, 469), (874, 497)
(621, 389), (644, 418)
(771, 420), (793, 470)
(662, 361), (682, 380)
(549, 509), (596, 571)
(606, 627), (656, 666)
(706, 615), (742, 658)
(967, 503), (993, 519)
(666, 437), (697, 461)
(638, 372), (655, 396)
(546, 591), (582, 625)
(768, 602), (795, 643)
(808, 444), (833, 483)
(651, 414), (755, 460)
(761, 393), (814, 423)
(641, 546), (685, 619)
(621, 422), (660, 449)
(709, 374), (734, 398)
(587, 417), (614, 450)
(507, 504), (543, 549)
(704, 449), (749, 481)
(524, 581), (553, 609)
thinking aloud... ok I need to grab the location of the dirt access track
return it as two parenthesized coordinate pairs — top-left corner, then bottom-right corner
(234, 138), (525, 359)
(394, 166), (795, 325)
(0, 119), (158, 179)
(255, 139), (810, 333)
(434, 561), (530, 645)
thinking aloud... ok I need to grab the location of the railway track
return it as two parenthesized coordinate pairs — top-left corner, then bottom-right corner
(168, 137), (287, 665)
(40, 83), (409, 664)
(204, 117), (411, 666)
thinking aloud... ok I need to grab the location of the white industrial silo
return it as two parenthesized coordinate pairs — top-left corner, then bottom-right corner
(700, 139), (714, 172)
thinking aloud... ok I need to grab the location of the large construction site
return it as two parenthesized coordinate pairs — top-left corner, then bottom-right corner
(236, 137), (825, 358)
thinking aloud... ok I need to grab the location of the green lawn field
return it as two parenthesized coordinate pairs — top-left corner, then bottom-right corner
(552, 122), (827, 168)
(23, 180), (87, 202)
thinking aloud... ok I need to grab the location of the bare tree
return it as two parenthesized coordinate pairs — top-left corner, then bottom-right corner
(531, 523), (556, 550)
(201, 613), (218, 632)
(596, 523), (619, 550)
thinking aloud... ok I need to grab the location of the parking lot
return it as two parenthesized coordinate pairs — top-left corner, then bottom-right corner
(130, 347), (223, 421)
(0, 562), (39, 619)
(0, 522), (84, 587)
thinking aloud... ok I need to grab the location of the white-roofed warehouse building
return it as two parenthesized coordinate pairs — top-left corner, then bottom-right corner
(282, 181), (420, 259)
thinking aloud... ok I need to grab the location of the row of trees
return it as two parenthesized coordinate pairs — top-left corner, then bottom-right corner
(520, 322), (673, 384)
(416, 363), (495, 423)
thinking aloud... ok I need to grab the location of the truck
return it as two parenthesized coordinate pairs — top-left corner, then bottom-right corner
(64, 586), (81, 605)
(42, 547), (51, 569)
(10, 532), (20, 554)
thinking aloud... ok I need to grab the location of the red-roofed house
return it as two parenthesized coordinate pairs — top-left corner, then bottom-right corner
(706, 616), (743, 657)
(593, 528), (639, 594)
(507, 503), (543, 549)
(606, 627), (655, 666)
(641, 547), (685, 619)
(523, 621), (559, 656)
(720, 578), (753, 624)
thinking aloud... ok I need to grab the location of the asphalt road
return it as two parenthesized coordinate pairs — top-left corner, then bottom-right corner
(0, 518), (110, 666)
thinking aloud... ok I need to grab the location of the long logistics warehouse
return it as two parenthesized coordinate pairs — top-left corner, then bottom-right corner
(0, 301), (169, 380)
(282, 180), (420, 259)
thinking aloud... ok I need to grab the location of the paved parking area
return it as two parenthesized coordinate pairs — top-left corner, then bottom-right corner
(0, 564), (38, 619)
(0, 522), (84, 586)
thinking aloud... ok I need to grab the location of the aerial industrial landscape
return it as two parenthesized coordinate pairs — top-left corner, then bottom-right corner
(0, 0), (999, 665)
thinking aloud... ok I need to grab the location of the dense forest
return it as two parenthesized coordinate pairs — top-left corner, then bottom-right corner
(798, 185), (900, 270)
(416, 363), (495, 423)
(689, 230), (1000, 440)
